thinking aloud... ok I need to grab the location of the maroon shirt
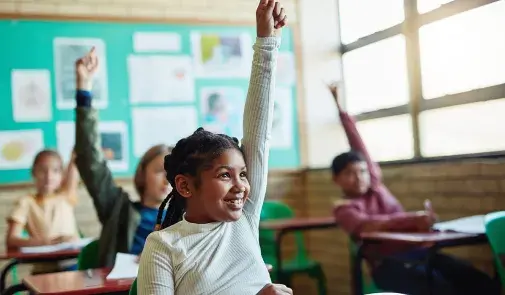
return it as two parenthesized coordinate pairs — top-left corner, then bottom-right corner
(333, 111), (421, 261)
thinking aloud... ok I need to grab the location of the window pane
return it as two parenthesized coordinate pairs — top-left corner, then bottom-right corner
(420, 99), (505, 157)
(343, 35), (410, 114)
(419, 1), (505, 99)
(356, 114), (414, 161)
(417, 0), (455, 14)
(338, 0), (404, 44)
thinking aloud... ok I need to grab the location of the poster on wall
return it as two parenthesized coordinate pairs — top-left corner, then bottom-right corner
(276, 52), (296, 86)
(271, 87), (294, 149)
(128, 55), (195, 103)
(191, 32), (252, 78)
(133, 32), (182, 52)
(0, 129), (44, 170)
(53, 38), (108, 109)
(11, 69), (52, 122)
(131, 107), (198, 157)
(56, 122), (128, 171)
(200, 87), (245, 139)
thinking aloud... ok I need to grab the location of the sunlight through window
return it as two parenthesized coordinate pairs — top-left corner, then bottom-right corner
(343, 35), (410, 114)
(420, 99), (505, 157)
(419, 1), (505, 99)
(339, 0), (404, 44)
(357, 114), (414, 161)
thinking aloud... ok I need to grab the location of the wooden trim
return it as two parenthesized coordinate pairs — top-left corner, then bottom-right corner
(341, 24), (403, 53)
(292, 6), (308, 168)
(0, 13), (256, 26)
(404, 0), (422, 157)
(305, 151), (505, 171)
(421, 84), (505, 110)
(354, 105), (410, 121)
(418, 0), (500, 26)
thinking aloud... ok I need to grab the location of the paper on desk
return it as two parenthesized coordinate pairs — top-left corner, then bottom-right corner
(20, 237), (94, 254)
(106, 253), (139, 280)
(433, 215), (485, 234)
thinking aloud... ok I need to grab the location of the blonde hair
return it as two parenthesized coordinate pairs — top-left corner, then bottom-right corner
(134, 144), (172, 201)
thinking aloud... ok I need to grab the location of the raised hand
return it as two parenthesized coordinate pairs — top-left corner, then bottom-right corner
(256, 0), (288, 38)
(257, 283), (293, 295)
(75, 47), (99, 91)
(327, 82), (342, 110)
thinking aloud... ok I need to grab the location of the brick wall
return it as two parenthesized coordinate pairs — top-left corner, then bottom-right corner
(0, 0), (298, 22)
(2, 159), (504, 294)
(305, 159), (505, 295)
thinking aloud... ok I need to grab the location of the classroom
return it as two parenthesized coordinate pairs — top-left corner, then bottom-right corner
(0, 0), (504, 294)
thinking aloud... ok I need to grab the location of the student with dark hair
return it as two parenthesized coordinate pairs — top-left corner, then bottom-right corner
(6, 149), (80, 273)
(328, 83), (497, 295)
(137, 1), (290, 294)
(73, 49), (172, 268)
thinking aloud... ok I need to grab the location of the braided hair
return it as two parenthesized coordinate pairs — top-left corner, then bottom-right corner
(155, 128), (242, 230)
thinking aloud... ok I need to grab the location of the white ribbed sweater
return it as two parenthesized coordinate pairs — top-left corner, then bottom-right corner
(137, 37), (280, 295)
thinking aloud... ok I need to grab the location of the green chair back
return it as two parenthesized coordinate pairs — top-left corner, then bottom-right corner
(259, 201), (308, 262)
(485, 211), (505, 288)
(349, 240), (383, 294)
(77, 240), (100, 270)
(129, 278), (137, 295)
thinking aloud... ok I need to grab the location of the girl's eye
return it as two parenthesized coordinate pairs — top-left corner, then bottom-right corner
(240, 172), (247, 178)
(220, 173), (231, 179)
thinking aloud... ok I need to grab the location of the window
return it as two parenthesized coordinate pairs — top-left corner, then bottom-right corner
(417, 0), (455, 14)
(343, 35), (409, 114)
(419, 1), (505, 99)
(337, 0), (505, 160)
(357, 115), (414, 161)
(420, 99), (505, 157)
(338, 0), (404, 44)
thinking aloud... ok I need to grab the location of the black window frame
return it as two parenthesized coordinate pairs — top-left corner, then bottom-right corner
(336, 0), (505, 163)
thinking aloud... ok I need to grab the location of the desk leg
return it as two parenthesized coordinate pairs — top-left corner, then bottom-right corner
(1, 283), (27, 295)
(275, 230), (285, 286)
(351, 244), (364, 295)
(426, 247), (437, 295)
(0, 260), (19, 292)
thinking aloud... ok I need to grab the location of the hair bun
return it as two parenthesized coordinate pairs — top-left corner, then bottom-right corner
(164, 154), (172, 172)
(231, 137), (239, 145)
(195, 127), (205, 133)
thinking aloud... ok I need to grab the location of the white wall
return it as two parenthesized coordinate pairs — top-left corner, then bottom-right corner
(298, 0), (350, 168)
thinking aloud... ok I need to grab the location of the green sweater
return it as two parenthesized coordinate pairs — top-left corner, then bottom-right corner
(75, 106), (141, 268)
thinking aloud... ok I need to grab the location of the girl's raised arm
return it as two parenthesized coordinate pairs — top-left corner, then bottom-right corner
(242, 0), (287, 222)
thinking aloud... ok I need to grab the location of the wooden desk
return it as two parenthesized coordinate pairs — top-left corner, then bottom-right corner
(352, 231), (488, 295)
(0, 249), (81, 292)
(22, 268), (134, 295)
(3, 263), (273, 295)
(360, 231), (484, 244)
(259, 216), (337, 284)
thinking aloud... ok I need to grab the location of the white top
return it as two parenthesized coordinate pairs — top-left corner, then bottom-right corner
(137, 37), (280, 295)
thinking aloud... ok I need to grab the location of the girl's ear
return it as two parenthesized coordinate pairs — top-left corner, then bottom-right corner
(174, 175), (194, 199)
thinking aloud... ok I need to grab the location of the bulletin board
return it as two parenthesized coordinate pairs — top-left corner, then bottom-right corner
(0, 18), (301, 185)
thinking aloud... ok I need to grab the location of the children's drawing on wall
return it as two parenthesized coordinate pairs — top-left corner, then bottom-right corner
(200, 87), (245, 139)
(11, 70), (52, 122)
(271, 87), (294, 149)
(131, 107), (198, 157)
(56, 122), (128, 171)
(128, 55), (195, 103)
(53, 38), (108, 109)
(0, 129), (44, 170)
(191, 32), (252, 78)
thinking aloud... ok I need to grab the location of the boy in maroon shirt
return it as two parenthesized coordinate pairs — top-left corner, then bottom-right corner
(328, 84), (497, 295)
